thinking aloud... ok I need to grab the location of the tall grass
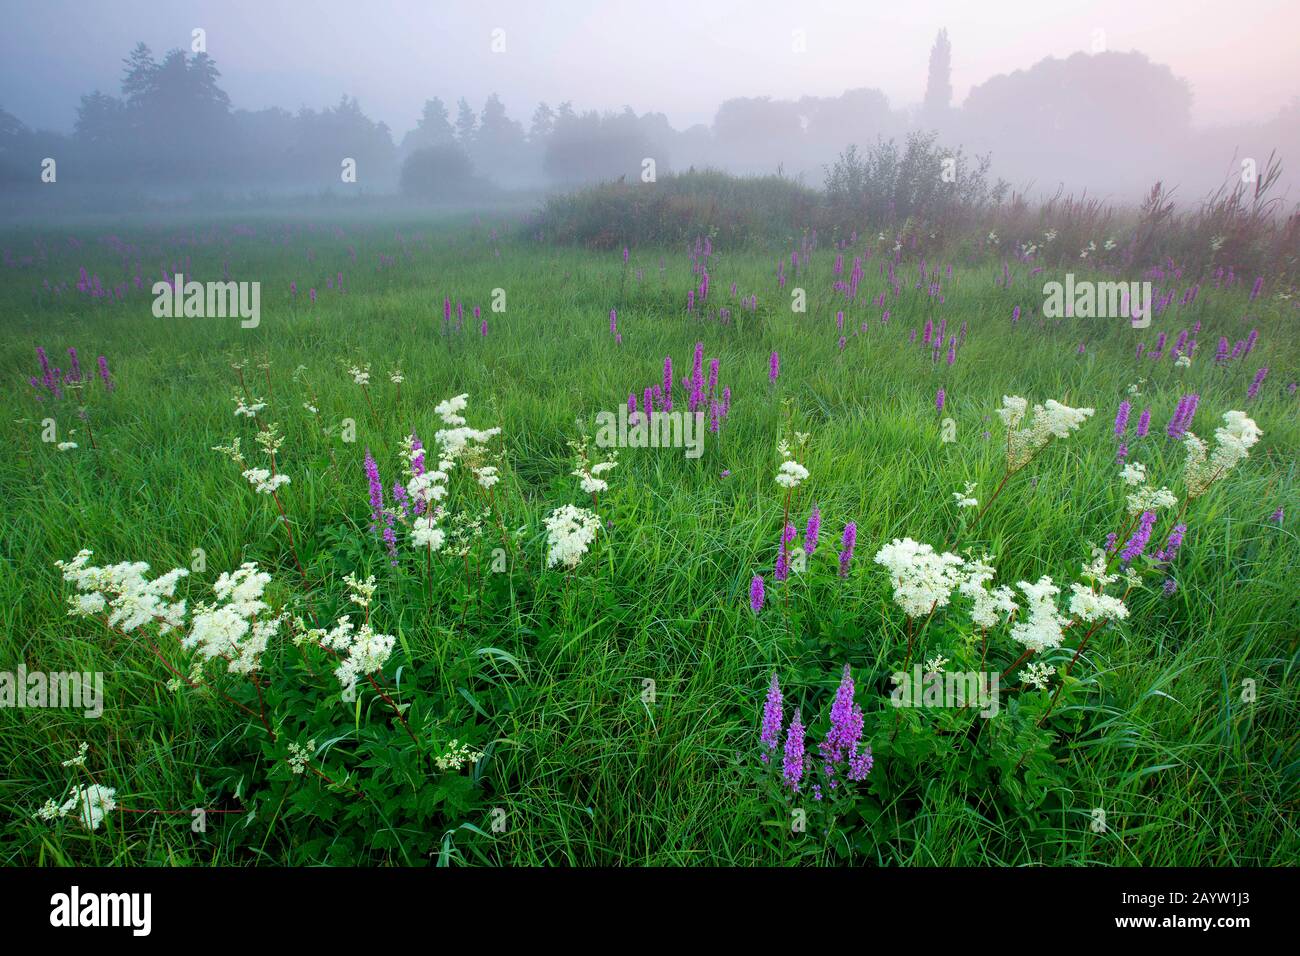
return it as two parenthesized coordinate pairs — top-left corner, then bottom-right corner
(0, 215), (1295, 865)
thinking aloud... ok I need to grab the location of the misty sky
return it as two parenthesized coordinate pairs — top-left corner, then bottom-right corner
(3, 0), (1297, 135)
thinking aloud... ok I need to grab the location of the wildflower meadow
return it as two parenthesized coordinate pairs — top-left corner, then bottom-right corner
(2, 208), (1295, 869)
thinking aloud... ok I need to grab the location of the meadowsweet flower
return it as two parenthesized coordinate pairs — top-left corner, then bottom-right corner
(958, 555), (1018, 627)
(873, 538), (965, 618)
(544, 505), (600, 569)
(61, 742), (90, 768)
(1119, 462), (1146, 486)
(435, 740), (485, 772)
(56, 550), (188, 634)
(953, 481), (978, 508)
(347, 364), (371, 386)
(999, 396), (1094, 472)
(775, 460), (809, 488)
(44, 785), (117, 830)
(1009, 576), (1068, 651)
(1020, 660), (1055, 691)
(242, 468), (290, 495)
(233, 395), (267, 418)
(1068, 582), (1129, 623)
(287, 741), (315, 774)
(1183, 411), (1262, 499)
(1125, 482), (1177, 516)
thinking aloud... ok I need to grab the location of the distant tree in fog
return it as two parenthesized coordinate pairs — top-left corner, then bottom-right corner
(401, 98), (455, 155)
(922, 29), (953, 120)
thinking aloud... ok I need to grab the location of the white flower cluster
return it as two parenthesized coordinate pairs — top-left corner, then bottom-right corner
(287, 740), (316, 775)
(998, 396), (1095, 472)
(775, 460), (809, 489)
(1125, 482), (1177, 516)
(435, 739), (484, 772)
(348, 364), (371, 386)
(953, 481), (979, 509)
(1009, 576), (1070, 652)
(183, 563), (279, 675)
(299, 615), (397, 702)
(774, 434), (811, 489)
(242, 467), (291, 495)
(873, 538), (967, 618)
(571, 434), (618, 494)
(56, 550), (188, 634)
(34, 785), (117, 830)
(1183, 411), (1262, 500)
(1020, 660), (1056, 691)
(544, 504), (601, 569)
(958, 555), (1019, 628)
(293, 576), (394, 701)
(403, 395), (502, 555)
(233, 395), (267, 418)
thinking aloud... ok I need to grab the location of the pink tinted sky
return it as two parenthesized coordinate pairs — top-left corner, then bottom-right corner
(2, 0), (1296, 132)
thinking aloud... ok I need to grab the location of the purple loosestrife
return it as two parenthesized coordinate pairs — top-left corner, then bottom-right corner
(838, 522), (857, 578)
(760, 673), (783, 761)
(1114, 400), (1131, 438)
(804, 506), (821, 556)
(1215, 337), (1229, 363)
(1166, 394), (1198, 440)
(775, 523), (796, 581)
(936, 387), (945, 413)
(749, 575), (765, 614)
(782, 711), (806, 792)
(769, 351), (779, 383)
(1120, 510), (1157, 564)
(1247, 367), (1268, 400)
(364, 448), (384, 533)
(1162, 578), (1178, 597)
(67, 348), (82, 383)
(1269, 506), (1283, 524)
(1136, 407), (1151, 438)
(1155, 523), (1187, 563)
(819, 664), (866, 788)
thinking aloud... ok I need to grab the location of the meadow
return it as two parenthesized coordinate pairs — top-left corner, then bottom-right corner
(1, 210), (1296, 866)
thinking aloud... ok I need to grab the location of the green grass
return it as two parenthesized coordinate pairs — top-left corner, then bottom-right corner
(1, 214), (1296, 866)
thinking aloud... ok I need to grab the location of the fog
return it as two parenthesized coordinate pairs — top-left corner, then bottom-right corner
(2, 0), (1297, 215)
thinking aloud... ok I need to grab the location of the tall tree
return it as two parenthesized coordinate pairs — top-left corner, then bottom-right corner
(529, 102), (555, 143)
(922, 28), (953, 117)
(454, 97), (477, 145)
